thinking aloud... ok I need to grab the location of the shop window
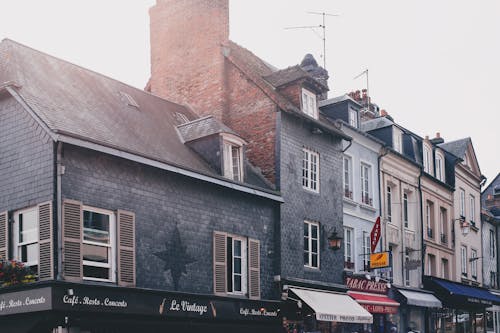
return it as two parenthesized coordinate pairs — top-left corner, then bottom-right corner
(303, 221), (319, 269)
(82, 207), (116, 282)
(302, 148), (319, 193)
(13, 207), (39, 275)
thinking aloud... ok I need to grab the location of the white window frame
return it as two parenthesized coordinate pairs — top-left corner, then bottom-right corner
(393, 128), (403, 153)
(349, 109), (358, 128)
(227, 235), (248, 295)
(469, 195), (475, 224)
(302, 148), (319, 193)
(223, 139), (244, 182)
(360, 163), (372, 206)
(461, 245), (467, 276)
(343, 155), (353, 199)
(386, 186), (392, 222)
(426, 201), (434, 239)
(304, 221), (320, 269)
(82, 206), (116, 283)
(363, 234), (371, 270)
(301, 88), (318, 119)
(440, 207), (448, 244)
(441, 258), (449, 279)
(435, 153), (444, 181)
(490, 229), (496, 258)
(344, 227), (354, 269)
(459, 188), (465, 217)
(13, 207), (39, 271)
(403, 193), (409, 228)
(423, 145), (432, 174)
(471, 248), (477, 279)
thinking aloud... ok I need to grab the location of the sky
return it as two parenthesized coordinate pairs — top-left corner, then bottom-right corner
(0, 0), (498, 185)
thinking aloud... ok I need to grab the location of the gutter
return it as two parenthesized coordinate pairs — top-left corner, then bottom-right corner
(418, 168), (424, 286)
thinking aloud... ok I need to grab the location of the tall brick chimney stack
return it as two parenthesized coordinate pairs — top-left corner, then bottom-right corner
(149, 0), (229, 120)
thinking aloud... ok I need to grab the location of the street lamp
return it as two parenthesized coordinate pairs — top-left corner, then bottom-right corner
(328, 229), (343, 251)
(454, 216), (469, 237)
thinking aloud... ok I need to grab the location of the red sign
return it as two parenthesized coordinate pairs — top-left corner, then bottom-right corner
(345, 276), (388, 294)
(361, 304), (398, 314)
(370, 217), (381, 253)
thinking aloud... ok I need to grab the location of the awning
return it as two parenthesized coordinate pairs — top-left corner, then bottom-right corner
(348, 291), (400, 314)
(424, 277), (500, 307)
(396, 289), (442, 308)
(290, 288), (373, 324)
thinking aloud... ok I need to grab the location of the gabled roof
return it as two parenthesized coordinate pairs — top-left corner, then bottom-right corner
(177, 115), (239, 143)
(438, 137), (471, 159)
(0, 39), (282, 201)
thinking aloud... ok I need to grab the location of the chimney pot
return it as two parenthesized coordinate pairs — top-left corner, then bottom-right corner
(380, 109), (388, 117)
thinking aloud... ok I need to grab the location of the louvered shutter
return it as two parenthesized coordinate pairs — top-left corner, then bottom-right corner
(248, 238), (260, 299)
(117, 210), (135, 287)
(0, 211), (8, 260)
(213, 231), (227, 295)
(38, 202), (53, 280)
(62, 200), (82, 281)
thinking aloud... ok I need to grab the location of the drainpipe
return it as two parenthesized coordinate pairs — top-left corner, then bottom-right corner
(418, 168), (424, 284)
(56, 142), (63, 280)
(377, 146), (389, 278)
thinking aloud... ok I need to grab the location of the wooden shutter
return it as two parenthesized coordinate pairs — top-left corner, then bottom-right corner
(117, 210), (135, 287)
(248, 238), (260, 299)
(38, 202), (53, 280)
(213, 231), (227, 295)
(0, 211), (8, 260)
(62, 200), (82, 281)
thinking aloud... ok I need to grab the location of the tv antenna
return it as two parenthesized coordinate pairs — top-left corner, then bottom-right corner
(354, 69), (370, 111)
(284, 11), (339, 69)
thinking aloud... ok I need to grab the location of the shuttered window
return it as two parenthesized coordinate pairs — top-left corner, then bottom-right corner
(117, 210), (135, 287)
(38, 202), (53, 280)
(13, 207), (39, 275)
(0, 211), (8, 260)
(62, 200), (83, 281)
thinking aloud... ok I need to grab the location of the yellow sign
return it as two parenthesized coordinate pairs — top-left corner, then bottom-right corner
(370, 252), (390, 269)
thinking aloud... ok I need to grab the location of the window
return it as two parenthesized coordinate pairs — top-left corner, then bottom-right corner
(13, 208), (39, 275)
(471, 249), (477, 279)
(82, 207), (115, 281)
(363, 234), (371, 270)
(440, 208), (448, 244)
(403, 193), (409, 228)
(469, 195), (475, 224)
(360, 164), (372, 205)
(426, 201), (434, 239)
(223, 141), (243, 181)
(343, 156), (353, 199)
(435, 154), (444, 181)
(441, 258), (449, 279)
(393, 128), (403, 153)
(428, 254), (436, 276)
(349, 109), (358, 128)
(404, 249), (410, 286)
(304, 221), (319, 269)
(301, 88), (318, 119)
(344, 227), (354, 269)
(491, 271), (497, 289)
(386, 186), (392, 222)
(302, 148), (319, 192)
(459, 189), (465, 217)
(227, 236), (247, 294)
(461, 246), (467, 276)
(490, 229), (496, 258)
(423, 145), (432, 174)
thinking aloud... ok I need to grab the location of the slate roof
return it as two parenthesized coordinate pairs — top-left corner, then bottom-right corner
(177, 115), (238, 143)
(360, 117), (394, 132)
(438, 137), (471, 159)
(0, 39), (222, 176)
(263, 65), (328, 91)
(319, 94), (361, 108)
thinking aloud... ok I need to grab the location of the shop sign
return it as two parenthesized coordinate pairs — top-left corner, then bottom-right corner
(345, 276), (388, 294)
(370, 217), (381, 252)
(0, 287), (51, 315)
(361, 304), (398, 314)
(369, 252), (390, 269)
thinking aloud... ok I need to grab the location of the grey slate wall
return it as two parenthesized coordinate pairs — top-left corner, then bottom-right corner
(278, 112), (344, 284)
(0, 96), (54, 212)
(60, 144), (279, 299)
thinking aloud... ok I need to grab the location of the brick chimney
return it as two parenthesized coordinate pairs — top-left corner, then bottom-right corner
(149, 0), (229, 120)
(300, 54), (329, 100)
(431, 132), (444, 144)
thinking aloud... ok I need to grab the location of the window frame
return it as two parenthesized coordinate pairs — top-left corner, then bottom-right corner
(459, 188), (465, 217)
(349, 108), (358, 128)
(343, 155), (353, 199)
(363, 234), (371, 270)
(404, 248), (410, 286)
(469, 194), (475, 224)
(301, 88), (318, 119)
(344, 227), (354, 270)
(403, 192), (409, 228)
(490, 229), (496, 258)
(360, 163), (372, 206)
(226, 235), (248, 295)
(423, 144), (432, 174)
(393, 127), (403, 153)
(435, 153), (444, 181)
(386, 186), (392, 222)
(426, 201), (434, 239)
(82, 205), (116, 283)
(302, 148), (320, 193)
(461, 245), (467, 276)
(303, 221), (320, 269)
(13, 207), (39, 272)
(470, 248), (477, 279)
(223, 139), (244, 182)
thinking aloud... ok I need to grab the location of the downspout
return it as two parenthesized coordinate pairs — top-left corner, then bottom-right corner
(377, 146), (389, 280)
(418, 168), (424, 284)
(56, 142), (63, 280)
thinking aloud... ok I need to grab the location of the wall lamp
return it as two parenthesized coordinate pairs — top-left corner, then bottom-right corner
(453, 216), (469, 237)
(328, 228), (343, 251)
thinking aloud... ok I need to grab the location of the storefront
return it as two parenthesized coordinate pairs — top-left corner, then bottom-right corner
(393, 287), (442, 333)
(424, 277), (500, 333)
(0, 281), (283, 333)
(345, 276), (400, 333)
(281, 285), (373, 333)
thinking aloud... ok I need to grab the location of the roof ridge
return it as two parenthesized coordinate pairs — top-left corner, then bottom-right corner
(176, 115), (214, 128)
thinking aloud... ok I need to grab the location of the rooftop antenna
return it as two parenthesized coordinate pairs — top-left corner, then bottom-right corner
(284, 11), (339, 69)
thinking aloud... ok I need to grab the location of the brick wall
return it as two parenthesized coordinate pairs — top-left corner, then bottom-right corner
(278, 112), (344, 284)
(60, 144), (279, 299)
(0, 96), (54, 212)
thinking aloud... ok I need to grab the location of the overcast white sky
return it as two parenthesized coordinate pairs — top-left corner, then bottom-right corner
(0, 0), (498, 185)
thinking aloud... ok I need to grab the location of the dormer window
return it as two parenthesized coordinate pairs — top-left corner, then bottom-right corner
(349, 108), (358, 128)
(393, 128), (403, 153)
(223, 139), (243, 182)
(423, 144), (432, 175)
(301, 88), (318, 119)
(435, 152), (445, 181)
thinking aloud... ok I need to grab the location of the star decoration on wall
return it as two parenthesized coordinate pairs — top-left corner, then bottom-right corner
(154, 224), (196, 290)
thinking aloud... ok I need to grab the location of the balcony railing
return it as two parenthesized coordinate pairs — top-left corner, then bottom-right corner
(361, 194), (373, 206)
